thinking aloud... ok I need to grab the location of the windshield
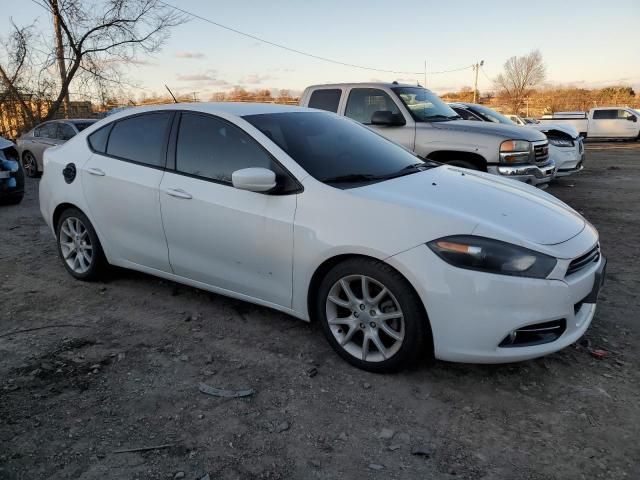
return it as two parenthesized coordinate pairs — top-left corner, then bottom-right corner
(243, 111), (438, 188)
(391, 87), (460, 122)
(467, 104), (517, 125)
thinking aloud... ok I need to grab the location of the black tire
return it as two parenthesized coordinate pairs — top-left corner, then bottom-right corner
(446, 159), (479, 170)
(1, 193), (24, 205)
(316, 257), (432, 373)
(22, 151), (39, 178)
(56, 208), (107, 281)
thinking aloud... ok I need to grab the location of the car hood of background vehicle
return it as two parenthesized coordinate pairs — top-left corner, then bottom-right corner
(527, 123), (580, 139)
(351, 166), (585, 246)
(428, 120), (547, 141)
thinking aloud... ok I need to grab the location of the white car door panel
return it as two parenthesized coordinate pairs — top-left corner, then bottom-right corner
(160, 173), (296, 306)
(159, 111), (297, 307)
(81, 111), (173, 271)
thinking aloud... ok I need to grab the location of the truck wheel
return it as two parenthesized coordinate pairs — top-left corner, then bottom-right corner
(446, 160), (479, 170)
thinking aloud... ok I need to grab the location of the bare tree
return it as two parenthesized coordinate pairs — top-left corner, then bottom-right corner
(0, 0), (185, 130)
(494, 50), (546, 114)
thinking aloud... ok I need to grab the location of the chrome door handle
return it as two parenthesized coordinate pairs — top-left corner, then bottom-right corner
(87, 168), (105, 176)
(165, 188), (192, 199)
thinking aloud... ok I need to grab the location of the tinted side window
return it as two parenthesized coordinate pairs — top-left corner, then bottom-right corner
(58, 123), (76, 141)
(454, 108), (480, 121)
(308, 89), (341, 113)
(176, 113), (274, 183)
(36, 123), (57, 138)
(345, 88), (400, 124)
(107, 113), (171, 167)
(593, 109), (616, 120)
(88, 124), (112, 154)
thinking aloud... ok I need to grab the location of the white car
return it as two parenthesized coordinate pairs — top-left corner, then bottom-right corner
(540, 108), (640, 140)
(449, 103), (585, 177)
(39, 103), (606, 371)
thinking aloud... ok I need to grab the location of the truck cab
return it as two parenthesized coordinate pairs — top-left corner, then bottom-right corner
(300, 83), (555, 187)
(540, 108), (640, 139)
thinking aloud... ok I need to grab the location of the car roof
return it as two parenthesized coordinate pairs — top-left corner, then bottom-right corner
(68, 119), (97, 124)
(100, 102), (311, 121)
(304, 82), (424, 90)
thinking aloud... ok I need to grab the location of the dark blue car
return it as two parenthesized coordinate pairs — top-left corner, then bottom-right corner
(0, 137), (24, 205)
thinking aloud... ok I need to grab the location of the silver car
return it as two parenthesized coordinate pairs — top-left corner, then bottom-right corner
(17, 119), (96, 177)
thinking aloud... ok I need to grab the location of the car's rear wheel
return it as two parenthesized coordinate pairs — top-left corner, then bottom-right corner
(56, 208), (106, 281)
(22, 151), (39, 178)
(316, 258), (431, 372)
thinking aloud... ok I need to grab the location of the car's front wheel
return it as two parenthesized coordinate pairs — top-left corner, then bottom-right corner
(56, 208), (106, 281)
(316, 258), (431, 372)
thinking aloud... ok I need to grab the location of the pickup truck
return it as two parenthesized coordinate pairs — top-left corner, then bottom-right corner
(300, 82), (555, 187)
(540, 108), (640, 140)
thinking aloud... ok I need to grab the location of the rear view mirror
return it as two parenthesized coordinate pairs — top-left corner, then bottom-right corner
(231, 167), (277, 193)
(371, 111), (406, 127)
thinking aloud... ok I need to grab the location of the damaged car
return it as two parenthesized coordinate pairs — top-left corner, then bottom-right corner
(449, 102), (585, 177)
(0, 137), (25, 205)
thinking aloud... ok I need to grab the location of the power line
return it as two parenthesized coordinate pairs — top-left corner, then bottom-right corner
(159, 1), (472, 76)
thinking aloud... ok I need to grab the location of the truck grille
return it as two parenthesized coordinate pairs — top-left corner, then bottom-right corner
(533, 142), (549, 164)
(566, 244), (600, 276)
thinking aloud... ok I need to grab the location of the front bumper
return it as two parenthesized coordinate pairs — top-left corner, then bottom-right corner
(490, 159), (556, 187)
(388, 241), (604, 364)
(552, 143), (585, 177)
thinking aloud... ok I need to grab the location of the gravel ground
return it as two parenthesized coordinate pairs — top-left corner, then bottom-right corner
(1, 142), (639, 480)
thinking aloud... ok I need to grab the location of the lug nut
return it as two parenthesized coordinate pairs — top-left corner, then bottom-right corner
(359, 323), (365, 329)
(359, 304), (365, 310)
(370, 310), (376, 316)
(353, 312), (359, 318)
(370, 322), (376, 328)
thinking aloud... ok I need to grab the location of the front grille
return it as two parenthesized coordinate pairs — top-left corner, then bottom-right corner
(533, 142), (549, 164)
(567, 245), (600, 276)
(499, 319), (566, 348)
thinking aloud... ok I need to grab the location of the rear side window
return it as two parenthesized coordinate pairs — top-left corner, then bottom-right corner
(593, 109), (617, 120)
(58, 123), (76, 141)
(176, 112), (275, 183)
(87, 124), (112, 153)
(345, 88), (401, 124)
(106, 112), (172, 167)
(34, 123), (57, 138)
(308, 89), (341, 113)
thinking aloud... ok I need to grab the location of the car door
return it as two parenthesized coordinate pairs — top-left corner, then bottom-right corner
(56, 122), (77, 145)
(343, 88), (415, 150)
(159, 112), (298, 308)
(81, 111), (174, 272)
(590, 109), (618, 137)
(30, 123), (57, 162)
(617, 109), (638, 137)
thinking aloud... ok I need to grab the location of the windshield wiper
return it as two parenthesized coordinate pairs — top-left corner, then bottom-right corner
(422, 114), (455, 122)
(322, 173), (384, 184)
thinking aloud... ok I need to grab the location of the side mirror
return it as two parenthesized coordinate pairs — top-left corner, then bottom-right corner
(371, 110), (406, 126)
(627, 115), (637, 122)
(231, 167), (277, 193)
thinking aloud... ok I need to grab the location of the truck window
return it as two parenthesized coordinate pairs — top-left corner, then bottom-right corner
(345, 88), (401, 125)
(618, 110), (634, 120)
(593, 110), (617, 120)
(308, 89), (342, 113)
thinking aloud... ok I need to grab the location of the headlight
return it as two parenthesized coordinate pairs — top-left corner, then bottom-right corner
(499, 140), (531, 163)
(548, 137), (574, 147)
(427, 235), (557, 279)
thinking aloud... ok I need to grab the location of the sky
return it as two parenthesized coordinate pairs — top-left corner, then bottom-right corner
(1, 0), (639, 99)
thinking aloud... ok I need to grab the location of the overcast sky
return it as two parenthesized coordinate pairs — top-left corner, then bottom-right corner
(2, 0), (639, 98)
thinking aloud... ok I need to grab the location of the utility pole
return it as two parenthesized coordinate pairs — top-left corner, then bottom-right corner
(473, 60), (484, 103)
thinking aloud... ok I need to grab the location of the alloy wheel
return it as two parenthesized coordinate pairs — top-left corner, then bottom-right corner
(325, 274), (405, 362)
(59, 217), (93, 274)
(23, 152), (37, 177)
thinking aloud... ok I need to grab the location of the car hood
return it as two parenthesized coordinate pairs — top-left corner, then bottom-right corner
(351, 166), (585, 247)
(428, 120), (547, 141)
(527, 123), (579, 139)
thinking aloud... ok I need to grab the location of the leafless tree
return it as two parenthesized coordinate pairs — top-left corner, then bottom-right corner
(494, 50), (546, 114)
(0, 0), (185, 132)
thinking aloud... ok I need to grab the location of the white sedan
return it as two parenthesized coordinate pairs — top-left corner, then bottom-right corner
(39, 103), (606, 372)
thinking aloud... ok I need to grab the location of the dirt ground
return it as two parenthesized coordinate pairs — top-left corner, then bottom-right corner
(1, 142), (639, 480)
